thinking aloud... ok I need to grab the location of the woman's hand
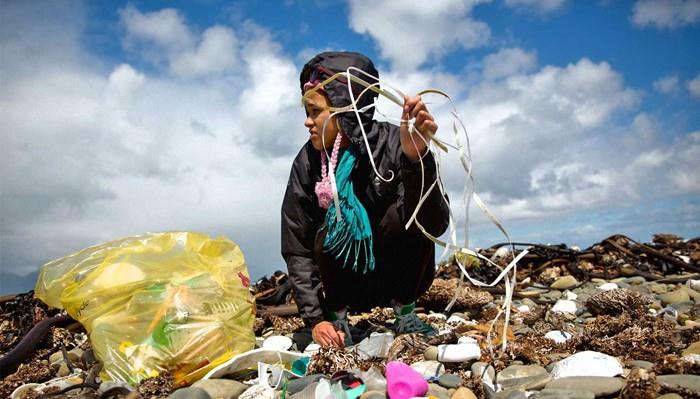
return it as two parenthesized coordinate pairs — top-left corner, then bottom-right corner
(400, 95), (438, 161)
(312, 321), (346, 347)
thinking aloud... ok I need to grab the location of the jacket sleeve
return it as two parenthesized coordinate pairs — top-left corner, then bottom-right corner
(394, 127), (451, 238)
(281, 149), (325, 328)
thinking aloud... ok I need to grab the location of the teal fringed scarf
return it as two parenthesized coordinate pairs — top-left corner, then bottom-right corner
(323, 148), (375, 273)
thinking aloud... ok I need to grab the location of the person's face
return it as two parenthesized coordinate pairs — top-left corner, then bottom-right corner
(303, 90), (340, 151)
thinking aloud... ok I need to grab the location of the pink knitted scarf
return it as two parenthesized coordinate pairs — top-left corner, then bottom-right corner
(315, 132), (343, 209)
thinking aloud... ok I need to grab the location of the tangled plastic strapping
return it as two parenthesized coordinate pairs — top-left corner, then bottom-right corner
(302, 68), (529, 352)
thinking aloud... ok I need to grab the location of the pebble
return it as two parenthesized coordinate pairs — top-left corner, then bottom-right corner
(359, 391), (385, 399)
(49, 351), (63, 364)
(532, 388), (594, 399)
(424, 345), (438, 361)
(451, 387), (477, 399)
(471, 362), (495, 382)
(551, 299), (577, 314)
(410, 360), (445, 379)
(656, 374), (700, 391)
(437, 373), (462, 388)
(436, 342), (481, 362)
(550, 351), (623, 379)
(682, 340), (700, 356)
(168, 387), (212, 399)
(191, 379), (248, 399)
(597, 283), (618, 291)
(545, 376), (623, 397)
(427, 382), (450, 399)
(656, 394), (684, 399)
(623, 276), (646, 285)
(551, 276), (579, 290)
(682, 285), (700, 301)
(659, 289), (690, 305)
(496, 364), (551, 391)
(629, 360), (654, 369)
(57, 363), (70, 377)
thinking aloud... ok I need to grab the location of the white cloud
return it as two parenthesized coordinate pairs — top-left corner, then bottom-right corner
(689, 73), (700, 99)
(653, 74), (681, 94)
(120, 6), (238, 78)
(347, 0), (491, 70)
(504, 0), (568, 14)
(631, 0), (700, 29)
(482, 47), (538, 80)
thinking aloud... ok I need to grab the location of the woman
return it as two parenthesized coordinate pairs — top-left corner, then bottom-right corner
(281, 51), (450, 347)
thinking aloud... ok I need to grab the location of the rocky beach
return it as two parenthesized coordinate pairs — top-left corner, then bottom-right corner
(2, 233), (699, 399)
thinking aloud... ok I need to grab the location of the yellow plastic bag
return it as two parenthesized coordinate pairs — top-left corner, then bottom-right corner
(35, 232), (255, 386)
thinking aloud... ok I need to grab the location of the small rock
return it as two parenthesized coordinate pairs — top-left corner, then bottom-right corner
(623, 276), (646, 285)
(437, 342), (480, 362)
(497, 365), (551, 390)
(551, 299), (577, 314)
(545, 377), (623, 397)
(495, 390), (528, 399)
(544, 330), (572, 344)
(49, 351), (63, 364)
(682, 341), (700, 356)
(532, 388), (594, 398)
(471, 362), (495, 382)
(682, 285), (700, 301)
(551, 276), (578, 290)
(168, 387), (212, 399)
(359, 390), (385, 399)
(191, 379), (248, 399)
(427, 383), (450, 399)
(657, 374), (700, 391)
(57, 363), (70, 377)
(660, 288), (691, 305)
(550, 351), (623, 379)
(410, 360), (445, 379)
(424, 346), (438, 361)
(655, 394), (684, 399)
(451, 387), (478, 399)
(437, 373), (462, 389)
(629, 360), (654, 370)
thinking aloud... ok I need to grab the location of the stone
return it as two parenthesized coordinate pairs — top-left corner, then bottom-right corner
(436, 342), (480, 362)
(410, 360), (445, 379)
(286, 374), (325, 395)
(427, 383), (450, 399)
(359, 390), (386, 399)
(437, 373), (462, 388)
(495, 390), (528, 399)
(545, 377), (623, 397)
(424, 346), (439, 361)
(629, 360), (654, 370)
(497, 365), (551, 390)
(532, 389), (594, 399)
(471, 362), (495, 382)
(682, 340), (700, 356)
(597, 283), (618, 291)
(57, 363), (70, 377)
(551, 299), (577, 314)
(656, 394), (684, 399)
(192, 379), (249, 399)
(551, 276), (579, 290)
(659, 289), (689, 305)
(49, 351), (63, 364)
(168, 387), (212, 399)
(550, 351), (623, 379)
(451, 387), (478, 399)
(682, 285), (700, 301)
(623, 276), (646, 285)
(657, 374), (700, 391)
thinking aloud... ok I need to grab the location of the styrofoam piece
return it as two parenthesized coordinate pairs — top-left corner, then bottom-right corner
(550, 351), (623, 379)
(202, 348), (309, 380)
(262, 335), (293, 351)
(544, 330), (573, 344)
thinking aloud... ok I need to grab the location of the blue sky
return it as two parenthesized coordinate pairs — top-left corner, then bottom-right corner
(1, 0), (699, 294)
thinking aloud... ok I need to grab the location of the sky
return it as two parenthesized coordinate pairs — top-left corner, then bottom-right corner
(1, 0), (699, 295)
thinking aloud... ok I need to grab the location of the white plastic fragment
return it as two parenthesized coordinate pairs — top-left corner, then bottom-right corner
(437, 341), (481, 362)
(517, 304), (530, 313)
(551, 299), (577, 314)
(550, 351), (624, 379)
(598, 283), (619, 291)
(544, 330), (573, 344)
(446, 314), (471, 325)
(304, 343), (321, 355)
(262, 335), (293, 351)
(564, 291), (578, 300)
(688, 279), (700, 292)
(356, 332), (394, 360)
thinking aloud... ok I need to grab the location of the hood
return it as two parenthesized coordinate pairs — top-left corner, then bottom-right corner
(300, 51), (380, 155)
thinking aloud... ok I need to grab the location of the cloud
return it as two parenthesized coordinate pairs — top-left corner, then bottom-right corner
(504, 0), (568, 14)
(653, 74), (681, 95)
(482, 47), (538, 80)
(347, 0), (491, 70)
(689, 73), (700, 99)
(120, 6), (238, 78)
(0, 3), (305, 291)
(631, 0), (700, 29)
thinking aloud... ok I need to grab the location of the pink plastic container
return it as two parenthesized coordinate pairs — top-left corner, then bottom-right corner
(385, 361), (429, 399)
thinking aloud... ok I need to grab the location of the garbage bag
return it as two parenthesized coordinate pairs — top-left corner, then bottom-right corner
(35, 231), (255, 386)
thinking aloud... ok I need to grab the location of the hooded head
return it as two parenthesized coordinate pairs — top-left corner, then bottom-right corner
(300, 51), (379, 154)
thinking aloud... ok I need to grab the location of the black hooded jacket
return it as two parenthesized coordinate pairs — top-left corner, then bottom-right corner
(281, 52), (450, 327)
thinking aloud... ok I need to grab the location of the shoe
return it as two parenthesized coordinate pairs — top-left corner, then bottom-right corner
(328, 308), (354, 347)
(392, 302), (437, 336)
